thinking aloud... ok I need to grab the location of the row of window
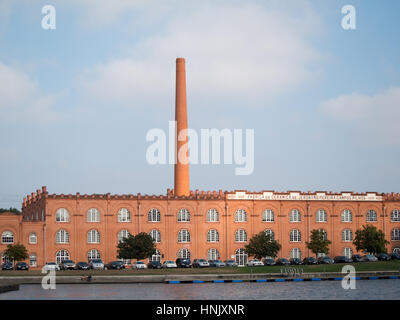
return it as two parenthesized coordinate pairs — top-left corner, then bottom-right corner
(3, 228), (400, 245)
(53, 207), (400, 223)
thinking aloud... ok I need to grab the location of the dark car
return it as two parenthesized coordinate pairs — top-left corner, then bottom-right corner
(15, 261), (29, 270)
(60, 260), (76, 270)
(76, 261), (90, 270)
(275, 258), (290, 266)
(289, 258), (304, 265)
(376, 253), (391, 261)
(390, 253), (400, 260)
(176, 258), (192, 268)
(105, 261), (125, 270)
(303, 257), (318, 265)
(318, 256), (334, 264)
(351, 254), (363, 262)
(263, 258), (276, 266)
(334, 256), (353, 263)
(1, 262), (13, 270)
(147, 261), (162, 269)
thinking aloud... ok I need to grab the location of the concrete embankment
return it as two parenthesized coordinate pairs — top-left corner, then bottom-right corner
(0, 270), (399, 285)
(0, 283), (19, 293)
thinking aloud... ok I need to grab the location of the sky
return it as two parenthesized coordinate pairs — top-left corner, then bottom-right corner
(0, 0), (399, 209)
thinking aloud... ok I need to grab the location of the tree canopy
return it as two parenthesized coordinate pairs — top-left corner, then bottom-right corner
(244, 231), (281, 259)
(0, 207), (21, 214)
(117, 232), (157, 261)
(3, 244), (28, 262)
(353, 225), (389, 255)
(306, 229), (332, 257)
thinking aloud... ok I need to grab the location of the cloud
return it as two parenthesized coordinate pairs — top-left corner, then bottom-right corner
(320, 87), (400, 143)
(0, 62), (60, 123)
(77, 1), (323, 109)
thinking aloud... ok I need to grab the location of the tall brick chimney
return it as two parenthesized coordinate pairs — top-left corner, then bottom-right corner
(174, 58), (190, 196)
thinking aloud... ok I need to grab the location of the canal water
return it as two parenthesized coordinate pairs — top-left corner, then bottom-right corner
(0, 279), (399, 300)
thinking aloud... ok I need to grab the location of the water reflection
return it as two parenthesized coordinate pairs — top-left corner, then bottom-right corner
(0, 280), (399, 300)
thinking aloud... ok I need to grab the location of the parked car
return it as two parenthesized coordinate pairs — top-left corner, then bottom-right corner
(105, 261), (125, 270)
(176, 258), (192, 268)
(89, 259), (104, 270)
(162, 260), (177, 268)
(303, 257), (318, 265)
(15, 261), (29, 270)
(60, 260), (76, 270)
(192, 259), (210, 268)
(262, 258), (276, 266)
(351, 254), (364, 262)
(333, 256), (353, 263)
(390, 252), (400, 260)
(275, 258), (290, 266)
(289, 258), (304, 265)
(76, 261), (90, 270)
(208, 260), (226, 267)
(132, 261), (147, 269)
(376, 253), (391, 261)
(318, 256), (334, 264)
(147, 261), (162, 269)
(1, 262), (13, 270)
(43, 262), (60, 271)
(247, 259), (264, 267)
(362, 254), (378, 262)
(224, 260), (238, 267)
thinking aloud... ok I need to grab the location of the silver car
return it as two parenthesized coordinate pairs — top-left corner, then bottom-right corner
(89, 259), (104, 270)
(208, 260), (226, 267)
(224, 260), (238, 267)
(193, 259), (210, 268)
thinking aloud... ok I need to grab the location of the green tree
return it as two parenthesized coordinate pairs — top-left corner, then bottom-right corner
(3, 244), (28, 263)
(353, 225), (389, 255)
(117, 232), (156, 261)
(0, 207), (21, 214)
(244, 231), (281, 260)
(306, 229), (332, 258)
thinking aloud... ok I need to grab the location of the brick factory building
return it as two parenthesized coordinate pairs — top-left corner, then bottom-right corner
(1, 58), (400, 268)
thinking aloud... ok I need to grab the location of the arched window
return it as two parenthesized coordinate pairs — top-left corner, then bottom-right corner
(148, 208), (161, 222)
(118, 229), (130, 243)
(87, 229), (100, 243)
(207, 248), (220, 260)
(264, 229), (275, 240)
(290, 229), (301, 242)
(87, 208), (100, 222)
(207, 229), (219, 242)
(235, 229), (247, 242)
(316, 209), (327, 222)
(1, 231), (14, 244)
(290, 248), (301, 259)
(235, 209), (247, 222)
(56, 208), (70, 222)
(87, 249), (100, 261)
(343, 247), (353, 258)
(29, 253), (37, 267)
(150, 249), (162, 262)
(366, 209), (377, 222)
(391, 229), (400, 241)
(290, 209), (301, 222)
(207, 209), (219, 222)
(56, 250), (70, 264)
(178, 229), (190, 243)
(341, 209), (352, 222)
(56, 229), (69, 244)
(178, 208), (190, 222)
(29, 232), (37, 244)
(391, 209), (400, 222)
(342, 229), (353, 242)
(118, 208), (131, 222)
(235, 248), (248, 266)
(393, 247), (400, 254)
(178, 248), (191, 260)
(150, 229), (161, 243)
(1, 253), (13, 264)
(262, 209), (274, 222)
(319, 229), (328, 241)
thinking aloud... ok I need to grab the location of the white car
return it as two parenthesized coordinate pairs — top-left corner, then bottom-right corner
(43, 262), (60, 271)
(162, 260), (178, 268)
(247, 259), (264, 267)
(132, 261), (147, 269)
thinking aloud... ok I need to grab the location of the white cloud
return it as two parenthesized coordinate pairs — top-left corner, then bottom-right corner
(320, 87), (400, 143)
(77, 1), (323, 108)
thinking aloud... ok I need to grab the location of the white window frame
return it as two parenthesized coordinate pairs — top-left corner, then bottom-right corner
(207, 229), (219, 242)
(290, 229), (301, 242)
(56, 208), (70, 222)
(178, 229), (190, 243)
(148, 208), (161, 222)
(118, 208), (131, 222)
(87, 229), (100, 244)
(235, 209), (247, 222)
(87, 208), (100, 222)
(177, 208), (190, 222)
(290, 209), (301, 222)
(56, 229), (69, 244)
(235, 229), (247, 242)
(207, 208), (219, 222)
